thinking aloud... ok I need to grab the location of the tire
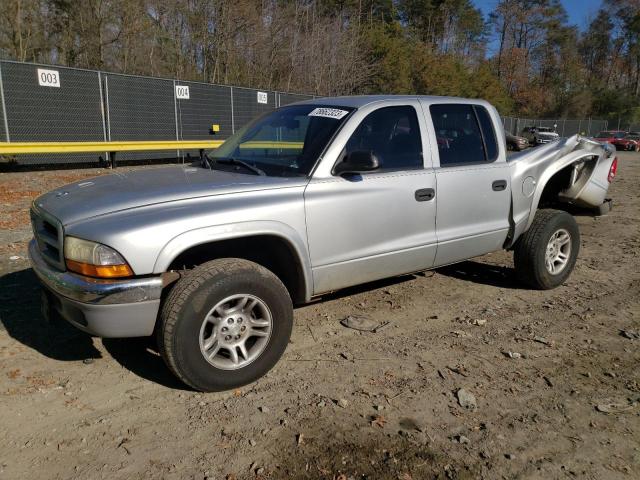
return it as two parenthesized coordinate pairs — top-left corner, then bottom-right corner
(157, 258), (293, 392)
(594, 198), (612, 216)
(514, 209), (580, 290)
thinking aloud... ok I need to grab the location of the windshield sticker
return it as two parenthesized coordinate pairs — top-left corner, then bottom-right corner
(308, 108), (349, 120)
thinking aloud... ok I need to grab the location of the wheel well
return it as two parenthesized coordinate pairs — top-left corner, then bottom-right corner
(538, 156), (598, 210)
(167, 235), (307, 305)
(538, 165), (573, 208)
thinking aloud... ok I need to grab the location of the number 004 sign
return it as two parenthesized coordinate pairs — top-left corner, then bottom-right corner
(37, 69), (60, 88)
(175, 85), (190, 99)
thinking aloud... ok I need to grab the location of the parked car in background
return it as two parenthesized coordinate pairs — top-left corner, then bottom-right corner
(506, 133), (529, 151)
(521, 126), (560, 145)
(624, 132), (640, 152)
(593, 130), (638, 151)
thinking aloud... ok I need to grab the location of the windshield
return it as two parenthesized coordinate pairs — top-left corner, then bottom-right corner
(596, 131), (611, 137)
(537, 127), (554, 132)
(210, 104), (354, 177)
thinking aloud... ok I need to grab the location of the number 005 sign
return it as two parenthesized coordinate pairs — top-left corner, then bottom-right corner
(37, 68), (60, 88)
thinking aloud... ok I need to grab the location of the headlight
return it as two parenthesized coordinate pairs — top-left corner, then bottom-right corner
(64, 236), (133, 278)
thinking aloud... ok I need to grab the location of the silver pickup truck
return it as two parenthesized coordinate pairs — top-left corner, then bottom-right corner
(29, 96), (617, 391)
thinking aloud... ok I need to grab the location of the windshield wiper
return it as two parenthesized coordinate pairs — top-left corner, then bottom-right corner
(216, 157), (266, 176)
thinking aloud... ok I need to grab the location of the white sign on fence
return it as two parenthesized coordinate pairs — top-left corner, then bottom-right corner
(37, 68), (60, 88)
(257, 91), (268, 104)
(175, 85), (190, 99)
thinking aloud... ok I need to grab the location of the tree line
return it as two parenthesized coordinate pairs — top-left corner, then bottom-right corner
(1, 0), (639, 124)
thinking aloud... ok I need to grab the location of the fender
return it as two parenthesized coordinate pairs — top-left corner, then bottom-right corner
(508, 135), (607, 244)
(153, 220), (314, 302)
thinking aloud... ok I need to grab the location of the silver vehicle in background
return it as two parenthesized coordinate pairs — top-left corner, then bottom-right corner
(521, 125), (560, 145)
(29, 96), (618, 391)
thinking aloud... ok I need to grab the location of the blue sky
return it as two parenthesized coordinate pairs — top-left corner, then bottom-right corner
(472, 0), (603, 30)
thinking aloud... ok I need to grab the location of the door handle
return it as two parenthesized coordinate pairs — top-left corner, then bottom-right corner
(492, 180), (507, 191)
(415, 188), (435, 202)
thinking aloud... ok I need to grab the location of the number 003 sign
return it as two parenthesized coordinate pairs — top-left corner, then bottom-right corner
(37, 69), (60, 88)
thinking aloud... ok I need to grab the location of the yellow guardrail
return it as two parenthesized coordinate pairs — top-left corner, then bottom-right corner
(0, 140), (225, 155)
(238, 141), (303, 149)
(0, 140), (307, 155)
(0, 139), (306, 168)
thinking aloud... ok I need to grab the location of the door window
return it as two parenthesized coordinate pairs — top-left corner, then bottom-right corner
(474, 106), (499, 161)
(430, 104), (498, 166)
(342, 106), (423, 171)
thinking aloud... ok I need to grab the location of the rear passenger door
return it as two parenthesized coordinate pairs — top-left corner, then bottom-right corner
(424, 102), (511, 266)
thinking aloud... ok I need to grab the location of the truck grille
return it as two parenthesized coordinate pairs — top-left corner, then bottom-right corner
(30, 205), (65, 271)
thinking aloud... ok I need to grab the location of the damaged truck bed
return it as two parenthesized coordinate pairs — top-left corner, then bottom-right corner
(508, 135), (617, 245)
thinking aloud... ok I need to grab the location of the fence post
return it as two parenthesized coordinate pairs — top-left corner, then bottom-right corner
(230, 86), (235, 134)
(0, 62), (10, 142)
(103, 75), (116, 167)
(98, 71), (109, 164)
(173, 79), (181, 160)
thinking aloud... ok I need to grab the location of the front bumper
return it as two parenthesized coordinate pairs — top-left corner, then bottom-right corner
(28, 239), (162, 337)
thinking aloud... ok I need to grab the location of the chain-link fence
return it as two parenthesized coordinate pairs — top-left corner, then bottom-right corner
(0, 61), (107, 164)
(0, 59), (628, 166)
(501, 116), (609, 137)
(0, 60), (315, 165)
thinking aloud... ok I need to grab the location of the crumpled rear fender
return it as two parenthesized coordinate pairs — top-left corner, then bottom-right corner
(508, 135), (610, 245)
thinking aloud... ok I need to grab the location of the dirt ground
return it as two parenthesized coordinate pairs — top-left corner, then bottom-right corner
(0, 152), (638, 480)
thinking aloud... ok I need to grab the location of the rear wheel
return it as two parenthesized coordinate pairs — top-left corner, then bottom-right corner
(514, 209), (580, 289)
(158, 258), (293, 391)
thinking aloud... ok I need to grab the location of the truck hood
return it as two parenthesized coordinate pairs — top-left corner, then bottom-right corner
(34, 166), (308, 226)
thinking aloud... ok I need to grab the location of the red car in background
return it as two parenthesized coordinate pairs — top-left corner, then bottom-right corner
(594, 130), (639, 151)
(626, 132), (640, 152)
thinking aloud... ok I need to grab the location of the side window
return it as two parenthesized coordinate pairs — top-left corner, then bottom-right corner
(430, 104), (496, 166)
(343, 106), (423, 171)
(474, 106), (498, 161)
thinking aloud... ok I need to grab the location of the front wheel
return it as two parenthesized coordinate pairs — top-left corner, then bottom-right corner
(157, 258), (293, 391)
(514, 209), (580, 289)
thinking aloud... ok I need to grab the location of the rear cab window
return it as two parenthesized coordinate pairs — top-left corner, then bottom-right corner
(429, 103), (499, 167)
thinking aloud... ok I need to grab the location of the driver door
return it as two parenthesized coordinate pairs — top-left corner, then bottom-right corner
(304, 102), (438, 295)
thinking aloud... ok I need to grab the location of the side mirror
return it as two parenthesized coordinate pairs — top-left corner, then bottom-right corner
(333, 150), (380, 175)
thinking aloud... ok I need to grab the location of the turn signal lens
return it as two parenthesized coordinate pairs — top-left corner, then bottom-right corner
(66, 259), (134, 278)
(64, 236), (133, 278)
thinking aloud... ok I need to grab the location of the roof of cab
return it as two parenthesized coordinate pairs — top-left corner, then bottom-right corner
(294, 94), (484, 108)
